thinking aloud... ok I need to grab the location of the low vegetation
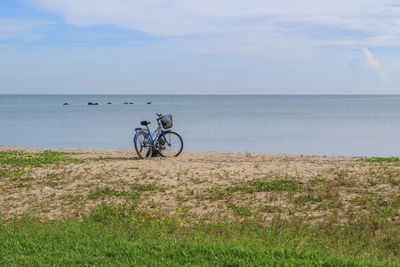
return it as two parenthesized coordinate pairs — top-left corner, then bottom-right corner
(1, 147), (400, 265)
(87, 187), (141, 200)
(0, 150), (83, 167)
(360, 156), (400, 163)
(0, 202), (398, 266)
(227, 179), (301, 193)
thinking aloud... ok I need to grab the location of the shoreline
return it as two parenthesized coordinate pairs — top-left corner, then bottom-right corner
(0, 145), (362, 159)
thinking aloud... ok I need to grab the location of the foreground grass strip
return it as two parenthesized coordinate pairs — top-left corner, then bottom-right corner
(0, 203), (398, 266)
(0, 233), (385, 266)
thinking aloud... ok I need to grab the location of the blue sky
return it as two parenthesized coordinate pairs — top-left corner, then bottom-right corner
(1, 0), (400, 94)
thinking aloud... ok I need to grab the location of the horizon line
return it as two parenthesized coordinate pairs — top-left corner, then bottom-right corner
(1, 93), (400, 96)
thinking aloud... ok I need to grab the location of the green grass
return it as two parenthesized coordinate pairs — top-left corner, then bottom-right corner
(248, 179), (301, 191)
(361, 157), (400, 163)
(263, 205), (281, 213)
(40, 180), (60, 186)
(87, 184), (165, 200)
(205, 187), (231, 200)
(226, 179), (301, 193)
(226, 185), (252, 193)
(132, 184), (166, 192)
(294, 193), (323, 204)
(87, 187), (141, 200)
(227, 202), (252, 216)
(0, 150), (83, 167)
(0, 167), (27, 180)
(0, 203), (398, 266)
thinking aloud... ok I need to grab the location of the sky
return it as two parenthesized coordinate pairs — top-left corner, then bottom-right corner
(1, 0), (400, 94)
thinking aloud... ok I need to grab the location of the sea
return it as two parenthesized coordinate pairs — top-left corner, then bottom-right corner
(1, 94), (400, 157)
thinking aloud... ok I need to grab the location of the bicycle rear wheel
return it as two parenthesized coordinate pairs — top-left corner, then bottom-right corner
(134, 132), (152, 159)
(158, 131), (183, 157)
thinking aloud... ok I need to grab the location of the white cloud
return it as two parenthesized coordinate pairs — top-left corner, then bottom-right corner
(363, 47), (388, 84)
(25, 0), (398, 37)
(17, 0), (400, 62)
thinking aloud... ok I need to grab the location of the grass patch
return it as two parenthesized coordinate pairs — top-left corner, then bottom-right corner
(39, 180), (60, 187)
(226, 179), (301, 193)
(87, 187), (141, 200)
(132, 184), (166, 192)
(0, 150), (84, 167)
(294, 193), (323, 204)
(205, 187), (231, 200)
(226, 185), (251, 193)
(228, 202), (252, 216)
(248, 179), (300, 191)
(263, 205), (281, 213)
(361, 157), (400, 163)
(14, 183), (31, 188)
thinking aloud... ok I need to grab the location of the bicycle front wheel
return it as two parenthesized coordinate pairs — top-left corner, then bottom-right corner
(158, 131), (183, 157)
(134, 132), (152, 159)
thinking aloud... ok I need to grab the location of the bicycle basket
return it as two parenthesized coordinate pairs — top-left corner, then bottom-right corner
(161, 114), (173, 129)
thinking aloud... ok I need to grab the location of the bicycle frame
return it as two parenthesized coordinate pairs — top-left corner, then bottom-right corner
(133, 126), (172, 148)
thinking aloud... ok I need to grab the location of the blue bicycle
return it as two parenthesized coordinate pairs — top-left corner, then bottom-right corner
(134, 113), (184, 158)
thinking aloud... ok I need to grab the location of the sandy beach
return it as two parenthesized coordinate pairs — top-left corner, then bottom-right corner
(1, 146), (399, 225)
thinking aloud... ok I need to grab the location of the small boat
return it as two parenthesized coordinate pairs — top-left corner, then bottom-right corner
(146, 102), (151, 104)
(88, 102), (98, 105)
(63, 103), (69, 105)
(129, 102), (134, 104)
(123, 102), (128, 104)
(107, 102), (112, 104)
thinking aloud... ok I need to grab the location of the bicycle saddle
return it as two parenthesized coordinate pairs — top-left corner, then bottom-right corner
(141, 121), (151, 126)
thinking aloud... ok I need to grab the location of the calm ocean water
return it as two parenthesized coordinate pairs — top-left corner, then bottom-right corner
(1, 94), (400, 156)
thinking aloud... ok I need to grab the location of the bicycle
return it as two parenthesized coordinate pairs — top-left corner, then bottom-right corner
(133, 113), (184, 159)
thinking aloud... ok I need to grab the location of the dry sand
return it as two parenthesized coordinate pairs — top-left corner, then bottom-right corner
(1, 146), (399, 225)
